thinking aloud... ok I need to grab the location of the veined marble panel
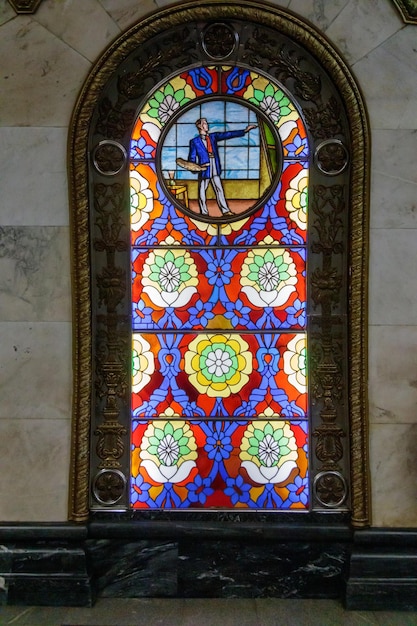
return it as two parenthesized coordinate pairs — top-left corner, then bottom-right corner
(371, 130), (417, 229)
(379, 23), (417, 74)
(0, 227), (71, 322)
(352, 42), (417, 130)
(0, 16), (90, 127)
(369, 325), (417, 424)
(0, 418), (70, 521)
(0, 127), (68, 226)
(98, 0), (157, 30)
(369, 228), (417, 326)
(34, 0), (121, 63)
(370, 423), (417, 527)
(325, 0), (401, 65)
(0, 2), (15, 26)
(288, 0), (348, 31)
(0, 322), (71, 420)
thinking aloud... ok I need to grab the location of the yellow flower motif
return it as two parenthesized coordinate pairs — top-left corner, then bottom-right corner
(285, 169), (308, 230)
(185, 333), (252, 398)
(240, 236), (298, 308)
(132, 334), (154, 393)
(283, 335), (307, 394)
(130, 170), (153, 231)
(240, 421), (298, 484)
(243, 74), (299, 128)
(139, 77), (197, 128)
(142, 241), (198, 308)
(140, 420), (197, 483)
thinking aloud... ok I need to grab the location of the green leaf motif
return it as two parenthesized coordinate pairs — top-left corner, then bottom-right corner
(174, 88), (185, 102)
(253, 88), (265, 102)
(254, 428), (264, 442)
(164, 422), (174, 435)
(265, 83), (275, 97)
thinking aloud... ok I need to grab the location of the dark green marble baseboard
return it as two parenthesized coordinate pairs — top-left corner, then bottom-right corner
(0, 522), (416, 610)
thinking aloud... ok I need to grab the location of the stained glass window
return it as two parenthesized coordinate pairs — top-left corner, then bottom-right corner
(69, 2), (370, 524)
(130, 66), (309, 510)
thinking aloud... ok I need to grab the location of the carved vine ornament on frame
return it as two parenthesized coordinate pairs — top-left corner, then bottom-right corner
(68, 1), (370, 526)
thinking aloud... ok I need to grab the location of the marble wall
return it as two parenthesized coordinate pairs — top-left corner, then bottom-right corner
(0, 0), (416, 527)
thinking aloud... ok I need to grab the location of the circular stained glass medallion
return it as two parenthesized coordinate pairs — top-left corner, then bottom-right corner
(159, 99), (282, 223)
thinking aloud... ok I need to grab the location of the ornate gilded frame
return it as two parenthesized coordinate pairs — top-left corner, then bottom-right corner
(392, 0), (417, 23)
(8, 0), (43, 13)
(68, 0), (370, 526)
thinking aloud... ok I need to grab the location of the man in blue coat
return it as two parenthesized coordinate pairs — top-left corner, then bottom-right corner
(188, 117), (257, 216)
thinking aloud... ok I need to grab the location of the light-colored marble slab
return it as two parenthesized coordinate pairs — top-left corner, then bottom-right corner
(0, 226), (71, 322)
(0, 1), (15, 26)
(352, 40), (417, 130)
(0, 127), (68, 226)
(0, 322), (72, 420)
(0, 417), (70, 521)
(379, 23), (417, 74)
(325, 0), (401, 65)
(371, 130), (417, 229)
(369, 228), (417, 326)
(98, 0), (157, 30)
(370, 423), (417, 527)
(369, 325), (417, 424)
(34, 0), (121, 63)
(0, 16), (90, 127)
(288, 0), (348, 31)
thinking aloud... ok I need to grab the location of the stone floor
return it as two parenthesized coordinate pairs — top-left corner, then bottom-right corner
(2, 599), (417, 626)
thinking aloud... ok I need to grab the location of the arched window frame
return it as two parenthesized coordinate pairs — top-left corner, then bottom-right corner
(68, 1), (370, 526)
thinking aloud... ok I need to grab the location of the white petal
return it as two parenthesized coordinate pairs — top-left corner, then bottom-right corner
(279, 120), (297, 141)
(241, 461), (270, 484)
(269, 460), (297, 484)
(241, 285), (266, 308)
(141, 459), (168, 483)
(143, 121), (161, 143)
(259, 289), (279, 305)
(169, 460), (196, 484)
(242, 460), (297, 484)
(160, 290), (179, 305)
(159, 464), (178, 480)
(261, 284), (296, 307)
(170, 286), (197, 308)
(143, 285), (169, 308)
(259, 466), (281, 481)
